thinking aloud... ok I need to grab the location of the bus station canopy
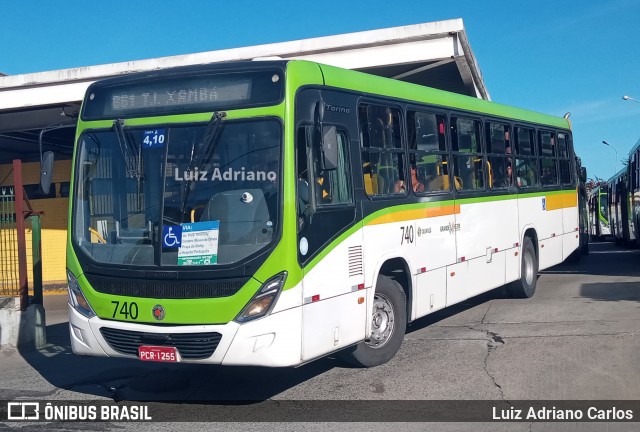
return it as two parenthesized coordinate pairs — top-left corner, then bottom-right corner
(0, 18), (488, 163)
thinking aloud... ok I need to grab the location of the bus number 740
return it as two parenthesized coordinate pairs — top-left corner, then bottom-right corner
(400, 225), (414, 245)
(111, 301), (139, 320)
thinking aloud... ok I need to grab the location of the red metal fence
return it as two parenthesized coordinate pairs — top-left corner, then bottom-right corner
(0, 160), (43, 310)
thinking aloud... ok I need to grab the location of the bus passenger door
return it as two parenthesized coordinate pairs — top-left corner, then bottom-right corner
(295, 90), (366, 362)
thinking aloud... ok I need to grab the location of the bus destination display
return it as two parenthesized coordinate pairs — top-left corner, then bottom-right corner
(82, 69), (283, 119)
(109, 79), (250, 112)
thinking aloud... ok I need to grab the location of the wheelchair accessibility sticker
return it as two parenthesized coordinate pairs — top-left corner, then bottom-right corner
(176, 221), (220, 266)
(162, 225), (182, 248)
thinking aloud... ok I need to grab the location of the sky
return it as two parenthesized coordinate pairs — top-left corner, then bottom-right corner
(2, 0), (640, 181)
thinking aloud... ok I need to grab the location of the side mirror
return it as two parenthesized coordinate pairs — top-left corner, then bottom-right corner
(320, 126), (339, 171)
(40, 151), (54, 195)
(580, 167), (587, 183)
(313, 98), (338, 170)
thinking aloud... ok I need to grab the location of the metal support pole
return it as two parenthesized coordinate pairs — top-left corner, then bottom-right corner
(12, 159), (29, 311)
(30, 215), (43, 305)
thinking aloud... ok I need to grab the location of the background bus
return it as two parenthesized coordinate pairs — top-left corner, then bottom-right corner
(588, 138), (640, 248)
(576, 158), (589, 255)
(62, 60), (581, 368)
(607, 168), (634, 246)
(589, 184), (610, 241)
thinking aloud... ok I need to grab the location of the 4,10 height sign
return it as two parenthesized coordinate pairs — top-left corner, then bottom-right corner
(142, 129), (166, 149)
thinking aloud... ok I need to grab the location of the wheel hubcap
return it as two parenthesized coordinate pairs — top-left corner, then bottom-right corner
(366, 293), (395, 349)
(524, 250), (534, 285)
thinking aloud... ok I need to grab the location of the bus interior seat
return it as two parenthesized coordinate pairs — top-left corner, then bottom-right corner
(363, 172), (378, 195)
(428, 175), (445, 191)
(377, 166), (398, 194)
(201, 189), (270, 243)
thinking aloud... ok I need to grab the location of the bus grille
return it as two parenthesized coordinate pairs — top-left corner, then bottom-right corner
(86, 274), (249, 299)
(99, 327), (222, 360)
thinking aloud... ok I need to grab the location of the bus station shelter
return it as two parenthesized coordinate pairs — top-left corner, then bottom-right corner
(0, 18), (489, 288)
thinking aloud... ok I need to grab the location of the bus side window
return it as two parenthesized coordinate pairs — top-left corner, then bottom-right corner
(486, 122), (512, 189)
(451, 116), (484, 191)
(359, 104), (405, 197)
(515, 126), (537, 188)
(557, 132), (572, 185)
(407, 110), (450, 193)
(296, 125), (352, 226)
(539, 130), (558, 186)
(312, 129), (352, 206)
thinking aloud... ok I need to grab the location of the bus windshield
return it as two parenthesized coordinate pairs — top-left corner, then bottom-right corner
(72, 119), (281, 267)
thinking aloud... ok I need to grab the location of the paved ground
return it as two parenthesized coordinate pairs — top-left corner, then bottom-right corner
(0, 241), (639, 431)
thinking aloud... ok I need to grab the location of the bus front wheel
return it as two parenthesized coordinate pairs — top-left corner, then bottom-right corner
(508, 236), (538, 298)
(340, 275), (407, 367)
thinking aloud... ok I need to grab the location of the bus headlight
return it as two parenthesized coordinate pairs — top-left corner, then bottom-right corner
(67, 270), (96, 318)
(235, 272), (287, 323)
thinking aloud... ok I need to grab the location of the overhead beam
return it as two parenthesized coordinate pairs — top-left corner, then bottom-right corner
(392, 58), (454, 80)
(0, 105), (79, 132)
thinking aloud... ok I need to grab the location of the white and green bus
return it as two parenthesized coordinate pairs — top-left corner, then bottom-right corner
(64, 60), (581, 367)
(588, 183), (610, 241)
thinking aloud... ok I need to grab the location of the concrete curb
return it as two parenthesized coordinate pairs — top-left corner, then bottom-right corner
(43, 289), (67, 296)
(0, 297), (47, 349)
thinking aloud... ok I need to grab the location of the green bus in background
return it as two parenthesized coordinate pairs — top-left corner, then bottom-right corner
(588, 184), (610, 241)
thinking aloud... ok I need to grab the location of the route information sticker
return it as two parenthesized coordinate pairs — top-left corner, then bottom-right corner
(177, 221), (220, 265)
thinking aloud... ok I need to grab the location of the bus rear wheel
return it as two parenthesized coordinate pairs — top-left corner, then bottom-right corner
(508, 236), (538, 298)
(340, 275), (407, 367)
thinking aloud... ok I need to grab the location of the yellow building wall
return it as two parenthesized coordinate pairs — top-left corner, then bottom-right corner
(0, 160), (72, 286)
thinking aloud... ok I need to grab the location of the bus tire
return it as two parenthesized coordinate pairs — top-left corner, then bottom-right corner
(508, 236), (538, 298)
(340, 275), (407, 368)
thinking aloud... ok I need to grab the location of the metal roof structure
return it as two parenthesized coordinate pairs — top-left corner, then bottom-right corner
(0, 18), (488, 163)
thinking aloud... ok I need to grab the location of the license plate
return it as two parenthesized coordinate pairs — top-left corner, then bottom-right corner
(138, 345), (179, 362)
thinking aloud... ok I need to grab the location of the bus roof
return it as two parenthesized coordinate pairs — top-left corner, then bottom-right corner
(315, 62), (570, 130)
(606, 167), (627, 183)
(79, 59), (571, 131)
(627, 136), (640, 159)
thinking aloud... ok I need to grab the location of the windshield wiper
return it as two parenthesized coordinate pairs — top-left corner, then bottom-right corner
(181, 111), (227, 217)
(113, 119), (144, 212)
(113, 119), (140, 179)
(187, 111), (227, 172)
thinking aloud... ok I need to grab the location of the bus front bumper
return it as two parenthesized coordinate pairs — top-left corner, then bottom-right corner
(68, 304), (303, 367)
